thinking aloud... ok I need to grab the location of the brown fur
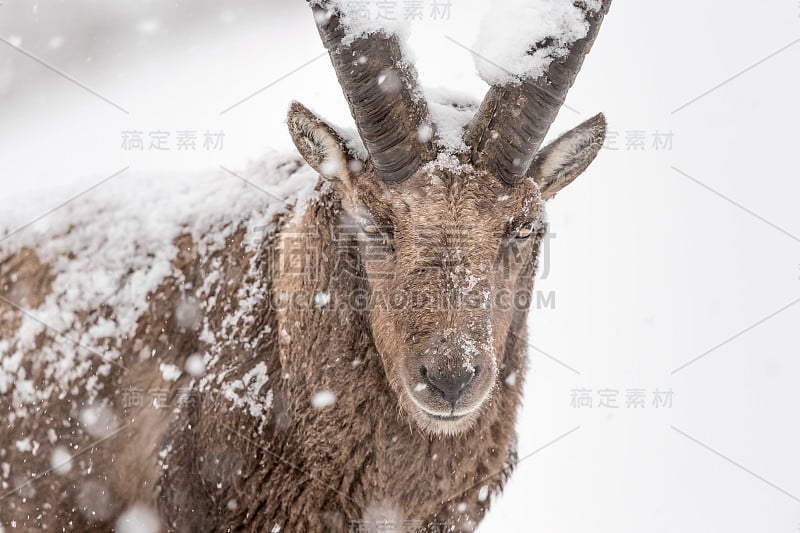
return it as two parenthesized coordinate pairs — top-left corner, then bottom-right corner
(0, 87), (605, 533)
(0, 165), (534, 531)
(157, 163), (540, 531)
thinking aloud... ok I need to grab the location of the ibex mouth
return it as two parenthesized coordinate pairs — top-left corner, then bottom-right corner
(409, 403), (484, 436)
(426, 412), (465, 422)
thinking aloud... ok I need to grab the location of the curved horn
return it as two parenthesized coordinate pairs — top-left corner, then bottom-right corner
(311, 3), (435, 182)
(467, 0), (613, 185)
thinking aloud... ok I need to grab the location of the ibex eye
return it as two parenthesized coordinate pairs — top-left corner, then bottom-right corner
(362, 223), (381, 235)
(359, 218), (383, 236)
(515, 225), (534, 239)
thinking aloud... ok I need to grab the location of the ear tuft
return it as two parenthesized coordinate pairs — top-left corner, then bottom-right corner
(529, 113), (606, 200)
(287, 101), (358, 183)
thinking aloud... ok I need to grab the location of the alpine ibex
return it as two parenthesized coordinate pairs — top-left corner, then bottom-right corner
(0, 1), (612, 530)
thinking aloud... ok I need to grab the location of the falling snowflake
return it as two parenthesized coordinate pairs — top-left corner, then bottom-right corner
(504, 371), (517, 387)
(51, 446), (72, 475)
(184, 354), (205, 377)
(115, 504), (161, 533)
(175, 296), (202, 330)
(314, 291), (331, 307)
(417, 124), (433, 143)
(311, 390), (336, 409)
(80, 403), (119, 438)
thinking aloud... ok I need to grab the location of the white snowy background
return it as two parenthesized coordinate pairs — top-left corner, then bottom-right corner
(1, 0), (800, 531)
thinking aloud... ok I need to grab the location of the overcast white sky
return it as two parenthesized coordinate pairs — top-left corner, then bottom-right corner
(1, 1), (799, 531)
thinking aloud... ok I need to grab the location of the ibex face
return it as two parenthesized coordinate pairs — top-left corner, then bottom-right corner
(343, 164), (543, 436)
(288, 1), (611, 435)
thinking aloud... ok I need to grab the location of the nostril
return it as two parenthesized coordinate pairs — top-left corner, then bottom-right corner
(419, 366), (428, 378)
(424, 369), (475, 406)
(473, 365), (481, 377)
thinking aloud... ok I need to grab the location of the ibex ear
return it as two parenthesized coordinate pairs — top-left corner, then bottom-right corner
(528, 113), (606, 201)
(287, 101), (361, 188)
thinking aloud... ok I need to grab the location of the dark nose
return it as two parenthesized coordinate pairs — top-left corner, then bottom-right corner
(422, 366), (476, 405)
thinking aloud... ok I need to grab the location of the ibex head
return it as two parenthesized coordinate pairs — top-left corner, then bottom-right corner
(288, 1), (611, 436)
